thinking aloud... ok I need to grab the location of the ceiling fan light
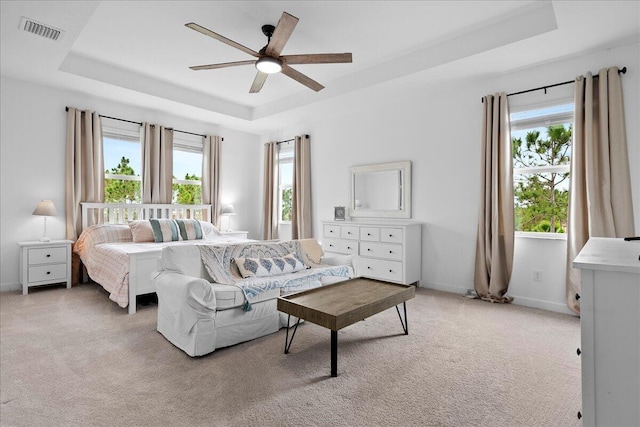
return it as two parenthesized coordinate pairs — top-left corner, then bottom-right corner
(255, 57), (282, 74)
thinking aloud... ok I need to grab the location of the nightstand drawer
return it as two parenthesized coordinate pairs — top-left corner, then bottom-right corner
(28, 264), (67, 283)
(28, 247), (67, 265)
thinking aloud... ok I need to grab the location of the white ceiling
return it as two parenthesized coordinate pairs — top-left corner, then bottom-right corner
(1, 1), (638, 134)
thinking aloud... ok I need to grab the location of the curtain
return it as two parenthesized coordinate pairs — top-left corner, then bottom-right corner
(262, 142), (278, 240)
(141, 123), (173, 203)
(202, 135), (221, 227)
(292, 135), (312, 239)
(473, 93), (515, 303)
(65, 107), (104, 240)
(565, 66), (635, 314)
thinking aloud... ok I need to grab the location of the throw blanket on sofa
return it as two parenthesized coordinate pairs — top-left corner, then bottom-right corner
(198, 241), (350, 310)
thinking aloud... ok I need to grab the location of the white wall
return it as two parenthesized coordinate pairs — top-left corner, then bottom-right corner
(267, 42), (640, 315)
(0, 76), (262, 291)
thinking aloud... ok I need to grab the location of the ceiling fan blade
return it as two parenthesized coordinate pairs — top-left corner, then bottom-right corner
(185, 22), (259, 58)
(265, 12), (299, 57)
(281, 64), (324, 92)
(190, 60), (256, 71)
(281, 53), (353, 65)
(249, 71), (269, 93)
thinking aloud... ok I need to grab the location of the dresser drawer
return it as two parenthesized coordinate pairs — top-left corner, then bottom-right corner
(340, 226), (359, 240)
(28, 263), (67, 283)
(360, 227), (380, 241)
(323, 238), (358, 255)
(381, 227), (403, 243)
(360, 242), (402, 261)
(324, 224), (341, 238)
(360, 258), (403, 283)
(28, 247), (67, 265)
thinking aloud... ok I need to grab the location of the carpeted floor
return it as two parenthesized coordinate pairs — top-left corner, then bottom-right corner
(0, 283), (581, 427)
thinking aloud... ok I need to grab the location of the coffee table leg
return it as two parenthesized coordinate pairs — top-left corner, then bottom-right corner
(284, 315), (301, 354)
(395, 302), (409, 335)
(331, 330), (338, 377)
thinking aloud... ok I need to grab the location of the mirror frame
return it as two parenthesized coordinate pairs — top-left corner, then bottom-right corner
(349, 160), (412, 219)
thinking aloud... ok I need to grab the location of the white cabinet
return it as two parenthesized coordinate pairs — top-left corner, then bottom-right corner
(322, 221), (421, 285)
(18, 240), (73, 295)
(573, 237), (640, 427)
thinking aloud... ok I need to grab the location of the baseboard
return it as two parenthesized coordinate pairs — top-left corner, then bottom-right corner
(1, 282), (21, 293)
(419, 281), (574, 316)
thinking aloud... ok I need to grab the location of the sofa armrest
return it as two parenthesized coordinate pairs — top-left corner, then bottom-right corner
(152, 270), (216, 334)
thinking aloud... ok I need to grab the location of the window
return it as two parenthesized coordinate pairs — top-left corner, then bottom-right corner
(278, 144), (294, 223)
(172, 135), (203, 205)
(103, 125), (142, 204)
(511, 102), (573, 234)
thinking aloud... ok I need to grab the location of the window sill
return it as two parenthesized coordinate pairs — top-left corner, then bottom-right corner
(515, 231), (567, 240)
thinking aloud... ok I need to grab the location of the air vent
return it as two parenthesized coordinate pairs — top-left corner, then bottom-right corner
(19, 17), (64, 41)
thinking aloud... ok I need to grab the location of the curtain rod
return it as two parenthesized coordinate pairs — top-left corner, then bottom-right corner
(64, 107), (222, 140)
(276, 134), (309, 145)
(481, 66), (627, 103)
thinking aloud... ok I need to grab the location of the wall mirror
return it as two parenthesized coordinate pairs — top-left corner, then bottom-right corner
(349, 161), (411, 219)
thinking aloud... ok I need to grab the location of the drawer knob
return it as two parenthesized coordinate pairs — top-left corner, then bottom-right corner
(329, 244), (334, 247)
(577, 412), (582, 420)
(367, 266), (371, 269)
(330, 230), (333, 233)
(46, 271), (51, 275)
(577, 348), (581, 356)
(389, 269), (393, 273)
(575, 293), (580, 300)
(46, 254), (51, 258)
(347, 232), (351, 234)
(367, 248), (371, 251)
(389, 250), (392, 254)
(367, 233), (371, 236)
(389, 234), (392, 237)
(347, 246), (351, 250)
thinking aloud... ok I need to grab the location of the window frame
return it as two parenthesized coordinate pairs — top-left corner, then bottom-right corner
(102, 123), (143, 204)
(172, 133), (204, 205)
(278, 144), (294, 225)
(510, 101), (573, 239)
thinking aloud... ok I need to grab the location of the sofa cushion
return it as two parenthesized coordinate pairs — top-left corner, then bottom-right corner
(234, 253), (307, 278)
(129, 220), (155, 243)
(212, 283), (280, 310)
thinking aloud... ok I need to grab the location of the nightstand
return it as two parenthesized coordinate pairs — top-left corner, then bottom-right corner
(219, 231), (249, 239)
(18, 240), (73, 295)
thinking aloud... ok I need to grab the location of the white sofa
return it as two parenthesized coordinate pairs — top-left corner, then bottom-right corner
(152, 239), (353, 356)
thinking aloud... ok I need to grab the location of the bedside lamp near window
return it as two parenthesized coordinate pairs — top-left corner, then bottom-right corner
(221, 204), (236, 232)
(32, 200), (57, 242)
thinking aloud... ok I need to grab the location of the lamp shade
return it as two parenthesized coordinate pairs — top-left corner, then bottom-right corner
(32, 200), (57, 216)
(221, 204), (236, 215)
(255, 57), (282, 74)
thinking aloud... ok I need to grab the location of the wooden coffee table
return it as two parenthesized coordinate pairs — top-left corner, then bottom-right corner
(277, 277), (416, 377)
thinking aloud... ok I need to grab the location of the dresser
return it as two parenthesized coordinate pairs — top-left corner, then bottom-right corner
(322, 221), (421, 285)
(18, 240), (73, 295)
(573, 237), (640, 427)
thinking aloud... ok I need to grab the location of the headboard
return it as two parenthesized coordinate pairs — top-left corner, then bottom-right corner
(81, 203), (212, 230)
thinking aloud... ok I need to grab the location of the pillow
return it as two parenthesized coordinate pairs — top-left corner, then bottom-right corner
(149, 218), (181, 243)
(234, 253), (307, 278)
(128, 220), (155, 243)
(175, 219), (203, 241)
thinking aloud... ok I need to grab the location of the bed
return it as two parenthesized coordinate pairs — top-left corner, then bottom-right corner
(74, 203), (253, 314)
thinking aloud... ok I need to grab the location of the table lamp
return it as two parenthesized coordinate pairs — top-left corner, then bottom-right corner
(221, 204), (236, 232)
(32, 200), (57, 242)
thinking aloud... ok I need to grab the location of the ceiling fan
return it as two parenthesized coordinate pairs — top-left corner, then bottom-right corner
(185, 11), (353, 93)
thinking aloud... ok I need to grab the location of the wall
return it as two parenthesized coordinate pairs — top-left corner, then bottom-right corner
(268, 42), (640, 315)
(0, 76), (262, 291)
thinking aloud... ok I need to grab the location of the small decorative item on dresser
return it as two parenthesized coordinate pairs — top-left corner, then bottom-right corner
(334, 206), (346, 221)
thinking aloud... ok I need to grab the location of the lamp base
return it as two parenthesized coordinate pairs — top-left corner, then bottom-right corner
(40, 237), (51, 242)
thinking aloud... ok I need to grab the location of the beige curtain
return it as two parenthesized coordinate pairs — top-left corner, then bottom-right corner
(292, 135), (312, 239)
(473, 93), (515, 303)
(202, 135), (221, 226)
(141, 123), (173, 203)
(65, 107), (104, 240)
(262, 142), (278, 240)
(566, 67), (635, 314)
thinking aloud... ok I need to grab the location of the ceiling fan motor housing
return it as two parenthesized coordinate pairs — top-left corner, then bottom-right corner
(261, 25), (275, 38)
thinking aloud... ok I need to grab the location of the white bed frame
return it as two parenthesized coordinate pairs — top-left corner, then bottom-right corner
(81, 203), (212, 314)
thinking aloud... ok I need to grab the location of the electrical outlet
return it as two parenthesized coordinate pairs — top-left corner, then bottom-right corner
(533, 271), (543, 281)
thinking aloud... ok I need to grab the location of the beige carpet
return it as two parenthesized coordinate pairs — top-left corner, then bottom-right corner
(0, 283), (581, 427)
